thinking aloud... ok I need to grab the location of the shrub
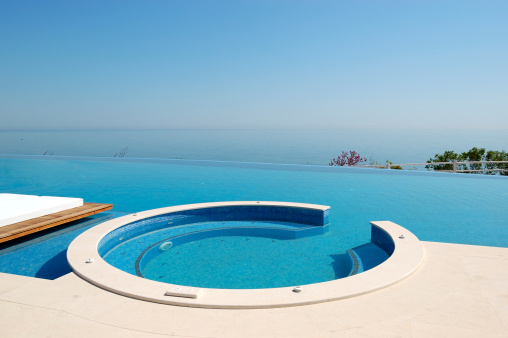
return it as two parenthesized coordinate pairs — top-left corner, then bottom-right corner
(329, 151), (366, 166)
(385, 161), (403, 170)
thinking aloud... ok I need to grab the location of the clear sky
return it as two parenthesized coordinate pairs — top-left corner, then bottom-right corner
(1, 1), (507, 130)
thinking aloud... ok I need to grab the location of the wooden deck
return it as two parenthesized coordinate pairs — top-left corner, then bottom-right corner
(0, 202), (113, 244)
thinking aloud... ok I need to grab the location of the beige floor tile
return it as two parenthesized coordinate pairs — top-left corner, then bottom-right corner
(218, 306), (321, 338)
(0, 301), (170, 338)
(301, 301), (353, 332)
(327, 316), (412, 338)
(0, 272), (47, 296)
(409, 292), (507, 335)
(2, 242), (508, 337)
(410, 320), (508, 338)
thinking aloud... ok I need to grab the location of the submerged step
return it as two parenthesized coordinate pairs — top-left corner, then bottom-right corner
(347, 243), (390, 276)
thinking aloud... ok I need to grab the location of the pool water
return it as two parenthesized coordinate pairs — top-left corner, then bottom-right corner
(102, 218), (346, 289)
(1, 156), (507, 282)
(145, 234), (345, 289)
(0, 212), (124, 279)
(139, 233), (388, 289)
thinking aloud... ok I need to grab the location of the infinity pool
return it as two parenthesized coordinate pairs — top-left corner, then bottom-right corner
(1, 155), (507, 282)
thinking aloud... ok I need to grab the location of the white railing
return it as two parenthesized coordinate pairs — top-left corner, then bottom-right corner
(359, 160), (508, 173)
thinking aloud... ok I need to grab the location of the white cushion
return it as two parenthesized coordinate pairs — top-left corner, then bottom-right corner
(0, 194), (84, 227)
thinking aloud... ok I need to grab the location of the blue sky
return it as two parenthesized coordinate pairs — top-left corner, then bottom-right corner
(1, 1), (507, 130)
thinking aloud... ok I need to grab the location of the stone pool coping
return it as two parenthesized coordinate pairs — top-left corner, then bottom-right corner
(67, 201), (425, 309)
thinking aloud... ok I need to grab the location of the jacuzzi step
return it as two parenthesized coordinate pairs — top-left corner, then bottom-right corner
(347, 243), (390, 276)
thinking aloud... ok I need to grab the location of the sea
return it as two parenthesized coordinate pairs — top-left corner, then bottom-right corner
(0, 129), (507, 166)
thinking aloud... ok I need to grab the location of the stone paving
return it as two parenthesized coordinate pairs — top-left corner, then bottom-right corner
(1, 241), (507, 337)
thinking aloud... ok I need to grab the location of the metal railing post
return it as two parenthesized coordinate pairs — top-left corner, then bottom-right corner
(453, 160), (457, 173)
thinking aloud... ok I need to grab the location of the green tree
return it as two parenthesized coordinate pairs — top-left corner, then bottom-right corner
(425, 150), (460, 171)
(460, 147), (486, 173)
(486, 150), (508, 176)
(427, 147), (508, 175)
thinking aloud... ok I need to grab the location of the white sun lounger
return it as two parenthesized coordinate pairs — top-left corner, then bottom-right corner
(0, 194), (84, 227)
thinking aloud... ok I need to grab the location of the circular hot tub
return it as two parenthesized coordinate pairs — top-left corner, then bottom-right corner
(67, 201), (424, 308)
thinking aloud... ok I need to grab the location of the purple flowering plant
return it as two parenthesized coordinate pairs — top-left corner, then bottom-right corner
(329, 151), (367, 167)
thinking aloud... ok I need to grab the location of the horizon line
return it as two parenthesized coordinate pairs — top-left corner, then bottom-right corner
(1, 127), (508, 132)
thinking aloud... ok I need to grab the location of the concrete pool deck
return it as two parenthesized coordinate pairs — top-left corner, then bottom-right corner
(0, 241), (507, 337)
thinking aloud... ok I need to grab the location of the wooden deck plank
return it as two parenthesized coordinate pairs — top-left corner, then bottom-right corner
(0, 202), (113, 244)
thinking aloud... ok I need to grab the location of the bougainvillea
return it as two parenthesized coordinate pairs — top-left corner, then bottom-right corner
(329, 151), (367, 166)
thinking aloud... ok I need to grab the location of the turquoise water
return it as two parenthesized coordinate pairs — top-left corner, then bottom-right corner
(144, 233), (344, 289)
(0, 155), (507, 284)
(103, 218), (338, 289)
(0, 213), (122, 279)
(1, 156), (507, 246)
(139, 227), (388, 289)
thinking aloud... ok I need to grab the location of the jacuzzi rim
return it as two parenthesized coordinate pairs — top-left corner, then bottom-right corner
(67, 201), (425, 309)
